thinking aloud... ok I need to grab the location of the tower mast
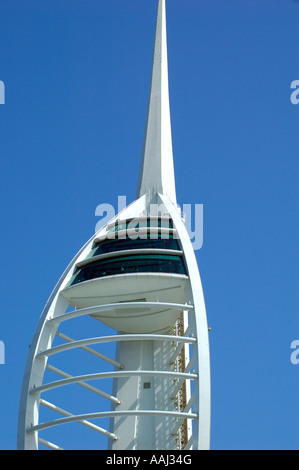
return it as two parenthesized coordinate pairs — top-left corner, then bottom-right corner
(137, 0), (176, 205)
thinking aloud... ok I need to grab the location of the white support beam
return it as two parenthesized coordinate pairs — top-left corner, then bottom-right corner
(55, 331), (123, 369)
(38, 437), (64, 450)
(46, 364), (120, 404)
(40, 399), (118, 441)
(184, 436), (193, 451)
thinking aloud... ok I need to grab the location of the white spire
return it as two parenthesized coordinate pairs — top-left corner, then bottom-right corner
(137, 0), (176, 205)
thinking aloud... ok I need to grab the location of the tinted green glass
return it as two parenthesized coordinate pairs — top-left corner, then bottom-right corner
(69, 254), (186, 286)
(90, 235), (180, 258)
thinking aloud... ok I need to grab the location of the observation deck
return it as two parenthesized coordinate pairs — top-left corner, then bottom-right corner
(61, 217), (189, 334)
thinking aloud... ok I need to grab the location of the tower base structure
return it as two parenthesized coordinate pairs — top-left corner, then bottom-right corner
(17, 194), (210, 450)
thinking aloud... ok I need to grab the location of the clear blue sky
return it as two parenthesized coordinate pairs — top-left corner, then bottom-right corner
(0, 0), (298, 450)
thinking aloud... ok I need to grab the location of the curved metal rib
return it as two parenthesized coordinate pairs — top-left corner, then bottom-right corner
(30, 370), (198, 395)
(36, 333), (196, 359)
(28, 410), (198, 434)
(47, 302), (194, 326)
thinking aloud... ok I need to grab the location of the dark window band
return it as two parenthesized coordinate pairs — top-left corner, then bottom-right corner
(68, 254), (186, 286)
(88, 235), (180, 258)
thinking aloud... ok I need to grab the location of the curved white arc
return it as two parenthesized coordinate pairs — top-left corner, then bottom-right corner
(47, 301), (194, 326)
(36, 334), (196, 359)
(17, 236), (95, 450)
(159, 193), (211, 450)
(31, 370), (198, 396)
(17, 196), (151, 450)
(28, 410), (198, 435)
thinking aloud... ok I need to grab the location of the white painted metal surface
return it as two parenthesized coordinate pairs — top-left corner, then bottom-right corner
(17, 0), (211, 450)
(137, 0), (176, 205)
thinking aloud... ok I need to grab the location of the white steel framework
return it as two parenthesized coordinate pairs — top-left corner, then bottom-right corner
(17, 0), (211, 450)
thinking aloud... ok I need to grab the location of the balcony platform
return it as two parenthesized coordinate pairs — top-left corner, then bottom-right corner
(61, 272), (189, 333)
